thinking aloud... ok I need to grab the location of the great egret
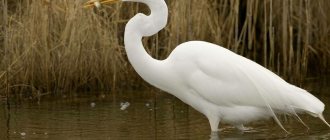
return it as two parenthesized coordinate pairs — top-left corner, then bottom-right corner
(84, 0), (330, 132)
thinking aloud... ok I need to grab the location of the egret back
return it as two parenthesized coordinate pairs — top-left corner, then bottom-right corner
(166, 41), (324, 116)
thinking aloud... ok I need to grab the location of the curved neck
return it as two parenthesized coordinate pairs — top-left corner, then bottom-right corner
(124, 0), (169, 88)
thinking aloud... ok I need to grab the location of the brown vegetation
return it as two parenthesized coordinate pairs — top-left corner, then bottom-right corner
(0, 0), (330, 97)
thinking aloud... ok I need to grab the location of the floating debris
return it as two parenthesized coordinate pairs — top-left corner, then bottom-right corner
(120, 102), (130, 110)
(145, 103), (150, 107)
(99, 94), (106, 99)
(20, 132), (26, 136)
(90, 102), (96, 108)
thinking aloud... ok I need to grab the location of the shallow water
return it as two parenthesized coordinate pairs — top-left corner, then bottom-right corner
(1, 82), (330, 139)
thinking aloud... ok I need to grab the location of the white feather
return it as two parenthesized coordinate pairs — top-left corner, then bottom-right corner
(120, 0), (328, 132)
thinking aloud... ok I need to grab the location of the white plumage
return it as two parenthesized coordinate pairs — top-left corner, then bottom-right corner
(164, 41), (325, 131)
(85, 0), (330, 132)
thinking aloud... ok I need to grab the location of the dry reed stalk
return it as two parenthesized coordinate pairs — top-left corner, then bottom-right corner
(282, 0), (288, 78)
(303, 0), (311, 77)
(0, 0), (329, 96)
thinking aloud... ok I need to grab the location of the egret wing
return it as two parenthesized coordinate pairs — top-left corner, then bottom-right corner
(178, 41), (294, 109)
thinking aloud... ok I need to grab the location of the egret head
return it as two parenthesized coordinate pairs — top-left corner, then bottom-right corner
(84, 0), (160, 8)
(84, 0), (168, 37)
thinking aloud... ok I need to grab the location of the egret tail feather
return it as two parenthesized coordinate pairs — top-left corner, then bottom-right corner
(290, 107), (309, 130)
(318, 114), (330, 128)
(237, 66), (289, 133)
(271, 111), (289, 133)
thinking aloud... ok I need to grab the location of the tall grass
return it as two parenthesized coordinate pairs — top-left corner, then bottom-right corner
(1, 0), (330, 97)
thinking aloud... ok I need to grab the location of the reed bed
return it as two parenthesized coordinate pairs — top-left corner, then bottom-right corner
(0, 0), (330, 97)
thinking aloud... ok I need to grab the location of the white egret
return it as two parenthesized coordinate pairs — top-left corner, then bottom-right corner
(84, 0), (330, 132)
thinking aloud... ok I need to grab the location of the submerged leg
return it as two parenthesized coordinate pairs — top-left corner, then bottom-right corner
(209, 131), (220, 140)
(234, 124), (254, 133)
(234, 124), (246, 131)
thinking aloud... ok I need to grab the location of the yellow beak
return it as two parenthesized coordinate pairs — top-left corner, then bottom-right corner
(84, 0), (120, 8)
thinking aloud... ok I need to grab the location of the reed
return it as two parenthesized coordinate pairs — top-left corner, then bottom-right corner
(0, 0), (329, 97)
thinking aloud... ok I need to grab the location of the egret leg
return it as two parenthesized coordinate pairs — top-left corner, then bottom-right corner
(208, 116), (220, 132)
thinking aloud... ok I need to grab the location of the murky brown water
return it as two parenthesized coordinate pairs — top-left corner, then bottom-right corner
(1, 81), (330, 140)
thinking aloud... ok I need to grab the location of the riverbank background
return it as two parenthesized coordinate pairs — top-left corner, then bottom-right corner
(0, 0), (329, 98)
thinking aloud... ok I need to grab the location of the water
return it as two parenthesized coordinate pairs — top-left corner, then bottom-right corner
(1, 82), (330, 139)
